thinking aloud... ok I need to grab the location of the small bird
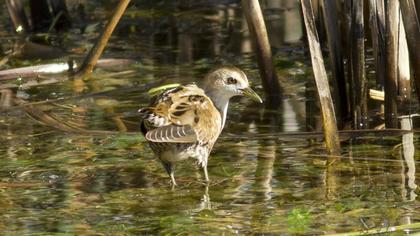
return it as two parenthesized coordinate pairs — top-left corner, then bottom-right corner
(139, 66), (262, 185)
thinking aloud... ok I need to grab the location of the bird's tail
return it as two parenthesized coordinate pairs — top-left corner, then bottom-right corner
(138, 107), (153, 119)
(138, 107), (168, 127)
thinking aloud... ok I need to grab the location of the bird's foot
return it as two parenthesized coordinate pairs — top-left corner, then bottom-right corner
(169, 179), (177, 187)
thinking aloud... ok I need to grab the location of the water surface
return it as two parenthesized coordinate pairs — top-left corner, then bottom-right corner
(0, 1), (419, 235)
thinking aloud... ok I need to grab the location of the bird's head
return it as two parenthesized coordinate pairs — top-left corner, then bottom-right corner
(203, 66), (263, 103)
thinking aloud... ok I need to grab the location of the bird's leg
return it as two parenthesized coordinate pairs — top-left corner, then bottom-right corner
(169, 171), (177, 186)
(203, 164), (210, 183)
(162, 162), (177, 186)
(203, 184), (211, 208)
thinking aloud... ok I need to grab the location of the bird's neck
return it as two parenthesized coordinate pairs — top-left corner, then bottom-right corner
(204, 88), (230, 130)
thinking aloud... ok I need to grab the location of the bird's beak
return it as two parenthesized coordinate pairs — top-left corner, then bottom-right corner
(241, 87), (263, 103)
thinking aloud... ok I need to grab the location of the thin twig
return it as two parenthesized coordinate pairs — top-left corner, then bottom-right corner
(325, 222), (420, 236)
(75, 0), (131, 78)
(13, 96), (130, 136)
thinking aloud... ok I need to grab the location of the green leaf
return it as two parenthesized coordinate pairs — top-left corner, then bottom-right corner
(148, 83), (181, 97)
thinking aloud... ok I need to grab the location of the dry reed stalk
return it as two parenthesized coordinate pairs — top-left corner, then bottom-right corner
(368, 0), (386, 88)
(242, 0), (282, 107)
(385, 0), (400, 128)
(300, 0), (341, 155)
(5, 0), (30, 33)
(399, 0), (420, 103)
(320, 0), (348, 127)
(350, 0), (367, 129)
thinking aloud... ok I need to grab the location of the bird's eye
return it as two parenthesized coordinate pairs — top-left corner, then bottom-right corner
(226, 77), (237, 84)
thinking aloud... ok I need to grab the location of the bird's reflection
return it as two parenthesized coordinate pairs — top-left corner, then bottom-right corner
(199, 184), (211, 209)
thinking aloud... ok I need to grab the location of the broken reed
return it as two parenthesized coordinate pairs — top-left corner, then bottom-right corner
(308, 0), (418, 129)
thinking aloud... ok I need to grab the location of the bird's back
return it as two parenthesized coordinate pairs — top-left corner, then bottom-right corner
(139, 84), (222, 160)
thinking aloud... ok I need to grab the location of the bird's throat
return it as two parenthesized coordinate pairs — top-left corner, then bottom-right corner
(219, 101), (229, 130)
(204, 89), (230, 130)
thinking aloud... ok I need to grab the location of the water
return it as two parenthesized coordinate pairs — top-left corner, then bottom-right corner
(0, 1), (419, 235)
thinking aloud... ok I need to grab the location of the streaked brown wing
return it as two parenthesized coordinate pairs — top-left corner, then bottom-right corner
(140, 84), (222, 144)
